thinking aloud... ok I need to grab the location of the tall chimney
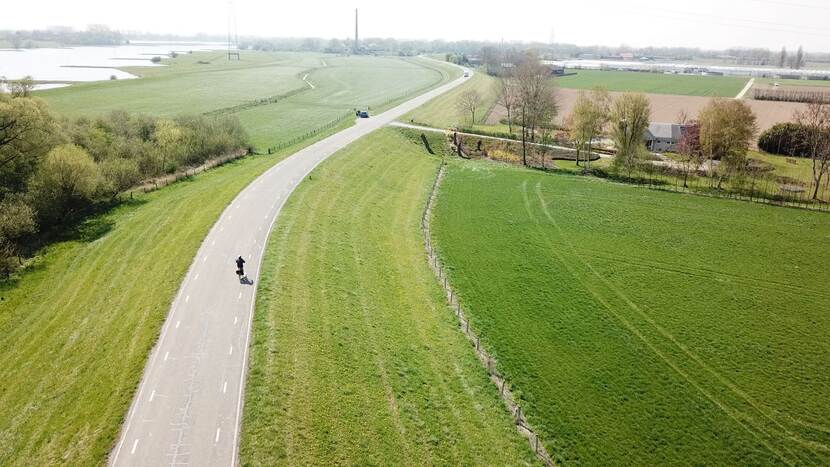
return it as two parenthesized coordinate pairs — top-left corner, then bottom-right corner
(354, 8), (359, 55)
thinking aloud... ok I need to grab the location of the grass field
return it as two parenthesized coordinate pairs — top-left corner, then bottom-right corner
(40, 51), (459, 149)
(240, 128), (536, 465)
(402, 71), (500, 128)
(756, 77), (830, 87)
(557, 69), (748, 97)
(431, 159), (830, 464)
(0, 125), (355, 466)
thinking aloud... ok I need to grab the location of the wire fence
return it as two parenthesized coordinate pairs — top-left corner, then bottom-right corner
(421, 162), (555, 467)
(122, 149), (249, 199)
(261, 112), (355, 155)
(601, 165), (830, 213)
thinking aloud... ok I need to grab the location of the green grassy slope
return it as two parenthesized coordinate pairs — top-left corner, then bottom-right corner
(557, 69), (747, 97)
(402, 71), (500, 128)
(40, 52), (459, 150)
(0, 126), (350, 466)
(40, 51), (315, 116)
(235, 56), (459, 148)
(240, 129), (535, 465)
(431, 159), (830, 465)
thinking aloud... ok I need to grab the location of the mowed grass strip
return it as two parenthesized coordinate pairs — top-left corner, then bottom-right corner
(556, 69), (747, 97)
(403, 71), (501, 128)
(240, 129), (535, 466)
(431, 159), (830, 465)
(0, 128), (345, 466)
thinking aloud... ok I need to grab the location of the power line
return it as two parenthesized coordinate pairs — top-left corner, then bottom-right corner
(646, 6), (829, 34)
(612, 7), (830, 39)
(743, 0), (830, 11)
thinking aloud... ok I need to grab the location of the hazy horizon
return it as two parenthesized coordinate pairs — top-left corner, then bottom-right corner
(3, 0), (830, 53)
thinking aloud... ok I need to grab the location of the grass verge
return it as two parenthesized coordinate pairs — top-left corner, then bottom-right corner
(240, 128), (536, 465)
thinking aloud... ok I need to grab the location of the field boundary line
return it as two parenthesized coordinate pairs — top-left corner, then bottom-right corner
(421, 161), (556, 466)
(735, 78), (755, 99)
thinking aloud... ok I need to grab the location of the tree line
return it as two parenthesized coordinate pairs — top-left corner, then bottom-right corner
(457, 50), (830, 203)
(0, 25), (124, 48)
(0, 91), (249, 276)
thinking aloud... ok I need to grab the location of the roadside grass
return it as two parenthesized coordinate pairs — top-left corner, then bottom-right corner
(402, 71), (500, 128)
(557, 69), (747, 97)
(41, 52), (458, 150)
(240, 128), (536, 465)
(0, 126), (347, 466)
(431, 158), (830, 465)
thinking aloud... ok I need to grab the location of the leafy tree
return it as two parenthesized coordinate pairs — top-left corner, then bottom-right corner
(7, 76), (35, 97)
(758, 123), (814, 157)
(29, 144), (100, 223)
(698, 99), (757, 189)
(0, 94), (62, 197)
(569, 87), (610, 172)
(610, 93), (651, 179)
(154, 119), (184, 173)
(0, 196), (37, 275)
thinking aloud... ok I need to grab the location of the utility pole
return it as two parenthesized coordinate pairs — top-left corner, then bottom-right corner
(353, 8), (359, 55)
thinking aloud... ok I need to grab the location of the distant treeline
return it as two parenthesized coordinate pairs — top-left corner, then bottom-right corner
(0, 25), (124, 48)
(0, 91), (248, 275)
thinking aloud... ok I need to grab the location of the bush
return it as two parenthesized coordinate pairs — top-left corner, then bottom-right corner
(29, 144), (100, 223)
(757, 123), (816, 157)
(150, 56), (162, 63)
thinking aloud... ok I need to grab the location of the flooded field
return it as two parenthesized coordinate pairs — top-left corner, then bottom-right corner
(0, 42), (219, 83)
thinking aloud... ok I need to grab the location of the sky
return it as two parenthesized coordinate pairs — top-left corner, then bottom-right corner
(3, 0), (830, 52)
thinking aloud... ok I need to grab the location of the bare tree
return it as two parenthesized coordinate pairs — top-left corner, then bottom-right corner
(795, 102), (830, 200)
(569, 87), (610, 172)
(456, 89), (483, 126)
(610, 93), (651, 179)
(789, 46), (805, 70)
(515, 53), (557, 166)
(498, 78), (518, 134)
(778, 47), (787, 69)
(676, 121), (702, 187)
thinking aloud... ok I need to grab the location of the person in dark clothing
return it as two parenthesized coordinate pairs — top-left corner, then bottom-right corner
(235, 256), (246, 277)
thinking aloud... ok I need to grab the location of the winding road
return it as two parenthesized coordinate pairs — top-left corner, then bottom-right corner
(109, 66), (469, 467)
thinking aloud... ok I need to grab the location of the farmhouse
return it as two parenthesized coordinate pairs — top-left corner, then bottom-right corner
(643, 122), (686, 152)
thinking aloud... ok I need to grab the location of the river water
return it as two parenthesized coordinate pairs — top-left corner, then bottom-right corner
(0, 42), (221, 86)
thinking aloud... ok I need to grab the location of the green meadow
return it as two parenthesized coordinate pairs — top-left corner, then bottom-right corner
(431, 158), (830, 465)
(557, 69), (747, 97)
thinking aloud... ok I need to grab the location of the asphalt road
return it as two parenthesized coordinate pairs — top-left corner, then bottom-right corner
(110, 67), (469, 467)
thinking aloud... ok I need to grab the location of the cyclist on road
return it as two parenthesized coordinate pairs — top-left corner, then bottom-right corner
(235, 256), (246, 278)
